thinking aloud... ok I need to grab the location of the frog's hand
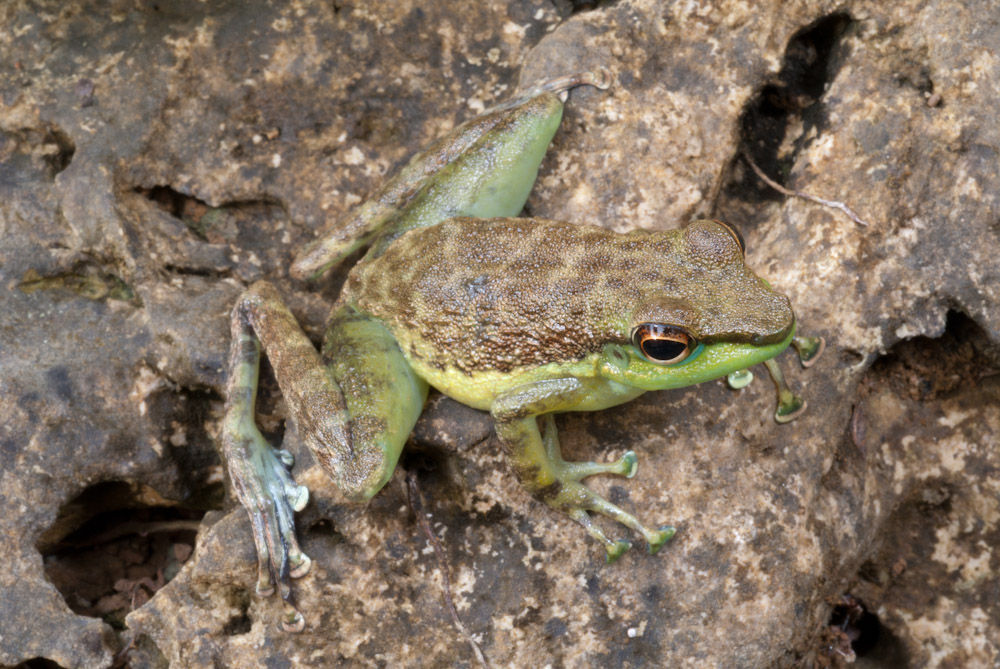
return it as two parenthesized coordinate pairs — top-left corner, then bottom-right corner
(491, 378), (675, 563)
(223, 283), (426, 631)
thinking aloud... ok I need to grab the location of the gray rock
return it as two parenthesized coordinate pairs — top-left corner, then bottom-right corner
(1, 0), (997, 666)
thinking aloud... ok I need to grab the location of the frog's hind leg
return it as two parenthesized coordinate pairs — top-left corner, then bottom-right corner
(222, 282), (426, 630)
(493, 379), (675, 563)
(319, 304), (429, 497)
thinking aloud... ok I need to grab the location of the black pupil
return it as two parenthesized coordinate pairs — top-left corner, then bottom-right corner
(642, 337), (687, 361)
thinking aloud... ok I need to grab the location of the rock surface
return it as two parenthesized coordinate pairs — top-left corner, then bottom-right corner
(1, 0), (998, 667)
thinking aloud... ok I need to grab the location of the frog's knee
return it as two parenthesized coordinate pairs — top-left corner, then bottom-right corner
(321, 448), (396, 503)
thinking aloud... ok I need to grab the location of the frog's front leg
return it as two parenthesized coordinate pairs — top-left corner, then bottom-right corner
(222, 282), (427, 630)
(491, 378), (676, 562)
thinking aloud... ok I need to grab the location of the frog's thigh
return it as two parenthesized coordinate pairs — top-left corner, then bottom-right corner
(321, 307), (429, 499)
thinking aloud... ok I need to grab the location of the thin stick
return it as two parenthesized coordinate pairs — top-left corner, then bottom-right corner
(742, 149), (869, 226)
(406, 472), (491, 669)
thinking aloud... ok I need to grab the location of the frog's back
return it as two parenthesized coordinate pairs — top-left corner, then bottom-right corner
(345, 217), (646, 375)
(343, 216), (793, 383)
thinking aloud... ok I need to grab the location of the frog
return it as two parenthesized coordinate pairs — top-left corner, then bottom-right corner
(220, 70), (800, 632)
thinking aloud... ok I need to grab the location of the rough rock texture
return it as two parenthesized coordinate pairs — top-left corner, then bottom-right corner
(1, 0), (998, 667)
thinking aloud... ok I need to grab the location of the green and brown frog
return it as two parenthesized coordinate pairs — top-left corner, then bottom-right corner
(220, 71), (814, 630)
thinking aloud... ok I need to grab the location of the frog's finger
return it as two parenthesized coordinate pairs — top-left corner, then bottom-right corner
(763, 358), (806, 423)
(792, 335), (825, 367)
(563, 478), (676, 554)
(567, 508), (632, 562)
(230, 471), (278, 597)
(264, 455), (311, 571)
(268, 473), (312, 579)
(281, 601), (306, 633)
(558, 451), (638, 480)
(256, 497), (307, 633)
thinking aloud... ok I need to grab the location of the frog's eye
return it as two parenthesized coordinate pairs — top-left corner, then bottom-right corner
(631, 323), (697, 365)
(713, 219), (746, 257)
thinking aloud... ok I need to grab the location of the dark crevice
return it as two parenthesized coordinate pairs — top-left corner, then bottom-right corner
(718, 12), (854, 216)
(38, 481), (209, 630)
(0, 123), (75, 184)
(400, 445), (449, 481)
(14, 659), (66, 669)
(162, 263), (233, 279)
(136, 185), (216, 240)
(135, 185), (286, 242)
(42, 124), (75, 175)
(221, 590), (253, 635)
(868, 310), (998, 402)
(139, 185), (209, 221)
(823, 594), (889, 662)
(400, 447), (455, 515)
(817, 310), (998, 666)
(550, 0), (617, 17)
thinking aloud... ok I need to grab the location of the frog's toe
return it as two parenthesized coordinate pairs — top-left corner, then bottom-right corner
(774, 397), (806, 424)
(558, 480), (675, 562)
(290, 483), (310, 512)
(281, 602), (306, 633)
(289, 551), (312, 579)
(227, 431), (311, 608)
(792, 335), (825, 367)
(620, 451), (638, 479)
(646, 525), (677, 554)
(559, 450), (640, 481)
(266, 453), (309, 509)
(255, 571), (275, 597)
(605, 539), (632, 563)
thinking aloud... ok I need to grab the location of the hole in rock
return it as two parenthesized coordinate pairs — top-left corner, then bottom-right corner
(13, 659), (65, 669)
(221, 590), (252, 636)
(866, 310), (996, 402)
(827, 594), (882, 659)
(554, 0), (617, 15)
(400, 445), (448, 481)
(719, 12), (854, 218)
(0, 123), (75, 183)
(135, 185), (214, 238)
(38, 480), (207, 629)
(133, 184), (290, 270)
(42, 124), (75, 176)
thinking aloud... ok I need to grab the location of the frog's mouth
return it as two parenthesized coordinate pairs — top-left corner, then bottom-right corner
(694, 316), (795, 348)
(604, 322), (797, 392)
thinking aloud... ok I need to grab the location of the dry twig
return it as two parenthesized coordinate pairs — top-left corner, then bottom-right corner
(406, 472), (491, 669)
(742, 149), (869, 227)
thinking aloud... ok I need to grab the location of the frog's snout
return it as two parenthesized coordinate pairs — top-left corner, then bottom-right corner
(751, 317), (795, 346)
(749, 295), (795, 346)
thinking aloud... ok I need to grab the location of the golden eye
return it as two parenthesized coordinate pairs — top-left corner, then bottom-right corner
(631, 324), (696, 365)
(713, 219), (746, 257)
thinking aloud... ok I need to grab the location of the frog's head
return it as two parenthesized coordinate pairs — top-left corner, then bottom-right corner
(604, 219), (795, 391)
